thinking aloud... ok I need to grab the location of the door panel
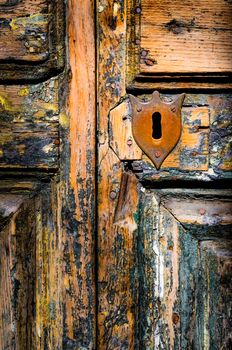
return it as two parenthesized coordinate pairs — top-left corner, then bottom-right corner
(136, 0), (232, 74)
(0, 0), (231, 348)
(97, 0), (232, 349)
(0, 81), (60, 170)
(0, 183), (62, 349)
(138, 190), (232, 348)
(0, 0), (64, 81)
(0, 0), (96, 349)
(127, 0), (232, 89)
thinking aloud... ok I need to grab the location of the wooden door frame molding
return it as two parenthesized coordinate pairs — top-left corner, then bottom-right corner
(0, 0), (65, 82)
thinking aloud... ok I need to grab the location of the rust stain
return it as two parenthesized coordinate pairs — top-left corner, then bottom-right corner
(172, 312), (180, 325)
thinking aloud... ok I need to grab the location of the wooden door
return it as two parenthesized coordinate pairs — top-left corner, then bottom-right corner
(97, 0), (232, 349)
(0, 1), (96, 349)
(0, 0), (231, 349)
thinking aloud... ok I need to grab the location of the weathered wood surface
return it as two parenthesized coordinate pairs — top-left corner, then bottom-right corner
(0, 0), (231, 348)
(0, 81), (60, 169)
(97, 0), (142, 347)
(0, 0), (64, 81)
(0, 0), (96, 349)
(127, 0), (232, 88)
(140, 0), (232, 74)
(0, 183), (62, 350)
(0, 0), (49, 62)
(0, 178), (42, 194)
(109, 93), (232, 181)
(59, 0), (96, 348)
(138, 189), (232, 349)
(97, 0), (232, 348)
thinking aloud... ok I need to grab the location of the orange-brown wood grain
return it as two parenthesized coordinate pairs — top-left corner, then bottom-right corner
(60, 0), (96, 348)
(126, 0), (232, 89)
(0, 0), (64, 81)
(0, 0), (231, 348)
(140, 0), (232, 74)
(0, 0), (49, 61)
(97, 0), (140, 347)
(0, 82), (60, 169)
(0, 184), (62, 350)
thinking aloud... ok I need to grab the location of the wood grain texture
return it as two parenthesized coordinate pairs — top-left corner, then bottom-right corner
(0, 0), (64, 81)
(138, 189), (232, 349)
(0, 0), (49, 62)
(0, 0), (231, 348)
(97, 0), (141, 347)
(98, 1), (232, 348)
(130, 94), (232, 182)
(0, 183), (62, 350)
(0, 81), (60, 169)
(140, 0), (232, 74)
(127, 80), (232, 90)
(0, 0), (96, 348)
(98, 168), (139, 349)
(109, 98), (142, 160)
(59, 0), (96, 348)
(126, 0), (232, 88)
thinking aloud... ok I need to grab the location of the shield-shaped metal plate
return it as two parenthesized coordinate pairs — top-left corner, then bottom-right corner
(129, 91), (185, 169)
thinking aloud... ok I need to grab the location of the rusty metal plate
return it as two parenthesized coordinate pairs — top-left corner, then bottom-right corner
(129, 91), (185, 169)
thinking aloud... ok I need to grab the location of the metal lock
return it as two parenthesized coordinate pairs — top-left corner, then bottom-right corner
(129, 91), (185, 169)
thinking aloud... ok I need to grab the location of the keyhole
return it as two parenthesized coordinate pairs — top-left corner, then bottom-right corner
(152, 112), (162, 139)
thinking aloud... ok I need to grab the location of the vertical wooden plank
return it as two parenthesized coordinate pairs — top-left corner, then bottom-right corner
(60, 0), (96, 348)
(0, 216), (19, 350)
(199, 241), (232, 349)
(97, 0), (141, 348)
(0, 198), (37, 350)
(137, 191), (159, 349)
(35, 183), (63, 350)
(98, 169), (139, 348)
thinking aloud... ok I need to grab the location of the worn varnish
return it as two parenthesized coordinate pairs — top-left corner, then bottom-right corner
(60, 0), (96, 348)
(0, 0), (96, 349)
(97, 0), (142, 347)
(0, 0), (231, 348)
(140, 0), (232, 73)
(127, 0), (232, 88)
(97, 0), (232, 348)
(0, 182), (62, 349)
(0, 0), (64, 81)
(0, 81), (60, 169)
(137, 189), (232, 348)
(0, 0), (49, 62)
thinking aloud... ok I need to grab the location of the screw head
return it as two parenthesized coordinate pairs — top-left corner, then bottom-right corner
(137, 107), (142, 112)
(141, 50), (148, 57)
(135, 6), (141, 14)
(110, 191), (117, 200)
(154, 150), (161, 158)
(127, 138), (133, 146)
